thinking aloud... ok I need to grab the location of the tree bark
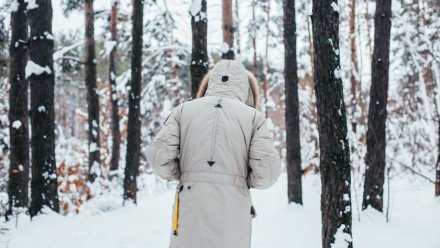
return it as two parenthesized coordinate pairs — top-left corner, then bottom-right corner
(85, 0), (100, 182)
(124, 0), (143, 203)
(222, 0), (234, 59)
(436, 122), (440, 196)
(234, 0), (241, 55)
(109, 0), (120, 171)
(283, 0), (302, 205)
(28, 0), (59, 217)
(262, 0), (271, 116)
(190, 0), (208, 98)
(349, 0), (360, 134)
(362, 0), (392, 212)
(311, 0), (353, 247)
(7, 0), (29, 217)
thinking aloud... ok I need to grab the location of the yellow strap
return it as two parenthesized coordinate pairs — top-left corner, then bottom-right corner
(172, 193), (179, 235)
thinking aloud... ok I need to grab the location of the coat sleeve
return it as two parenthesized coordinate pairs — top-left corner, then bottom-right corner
(247, 111), (282, 189)
(146, 105), (182, 181)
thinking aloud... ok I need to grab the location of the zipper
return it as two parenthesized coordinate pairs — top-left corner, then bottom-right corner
(209, 98), (223, 162)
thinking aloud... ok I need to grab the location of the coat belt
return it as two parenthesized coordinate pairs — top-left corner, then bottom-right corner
(180, 171), (248, 188)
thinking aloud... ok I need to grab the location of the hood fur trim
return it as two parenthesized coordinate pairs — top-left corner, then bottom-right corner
(196, 70), (260, 109)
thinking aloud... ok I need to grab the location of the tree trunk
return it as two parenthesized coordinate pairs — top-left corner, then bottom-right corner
(234, 0), (241, 55)
(251, 0), (257, 76)
(109, 0), (120, 171)
(7, 0), (29, 217)
(349, 0), (360, 134)
(365, 0), (373, 56)
(124, 0), (143, 203)
(28, 0), (59, 217)
(190, 0), (208, 98)
(262, 0), (271, 116)
(436, 122), (440, 196)
(283, 0), (302, 205)
(311, 0), (353, 247)
(85, 0), (100, 182)
(222, 0), (234, 59)
(362, 0), (392, 212)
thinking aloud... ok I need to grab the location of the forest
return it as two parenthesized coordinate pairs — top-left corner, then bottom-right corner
(0, 0), (439, 247)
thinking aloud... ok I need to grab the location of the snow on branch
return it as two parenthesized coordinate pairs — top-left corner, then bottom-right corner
(25, 60), (52, 78)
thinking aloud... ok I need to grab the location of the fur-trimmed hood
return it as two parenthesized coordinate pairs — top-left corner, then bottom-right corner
(196, 60), (260, 108)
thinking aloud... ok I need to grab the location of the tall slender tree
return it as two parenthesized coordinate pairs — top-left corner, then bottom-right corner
(362, 0), (392, 211)
(190, 0), (208, 98)
(84, 0), (101, 182)
(7, 0), (29, 217)
(28, 0), (59, 217)
(251, 0), (257, 75)
(311, 0), (353, 247)
(109, 0), (121, 171)
(124, 0), (144, 203)
(234, 0), (241, 55)
(349, 0), (360, 134)
(283, 0), (302, 205)
(436, 118), (440, 197)
(221, 0), (234, 59)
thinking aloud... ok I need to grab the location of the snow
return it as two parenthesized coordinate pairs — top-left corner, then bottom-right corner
(89, 161), (101, 177)
(103, 40), (117, 56)
(89, 142), (99, 153)
(219, 42), (230, 54)
(12, 120), (22, 129)
(10, 0), (19, 12)
(44, 31), (54, 40)
(38, 106), (46, 112)
(334, 67), (342, 79)
(331, 2), (340, 12)
(26, 0), (39, 10)
(189, 0), (202, 16)
(25, 61), (52, 78)
(332, 224), (352, 248)
(1, 175), (439, 248)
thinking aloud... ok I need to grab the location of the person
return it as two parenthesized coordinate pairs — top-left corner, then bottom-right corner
(146, 59), (281, 248)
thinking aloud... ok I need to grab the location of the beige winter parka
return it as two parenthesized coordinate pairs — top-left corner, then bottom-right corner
(146, 59), (281, 248)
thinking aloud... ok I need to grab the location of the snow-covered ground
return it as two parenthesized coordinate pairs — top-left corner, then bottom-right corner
(1, 174), (439, 248)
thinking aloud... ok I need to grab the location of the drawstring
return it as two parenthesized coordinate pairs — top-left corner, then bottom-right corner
(172, 192), (180, 235)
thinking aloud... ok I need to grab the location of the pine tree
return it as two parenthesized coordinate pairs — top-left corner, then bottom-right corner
(362, 0), (392, 211)
(221, 0), (234, 59)
(7, 0), (29, 217)
(84, 0), (101, 182)
(311, 0), (353, 247)
(190, 0), (208, 98)
(28, 0), (59, 217)
(283, 0), (302, 205)
(109, 0), (121, 171)
(124, 0), (144, 203)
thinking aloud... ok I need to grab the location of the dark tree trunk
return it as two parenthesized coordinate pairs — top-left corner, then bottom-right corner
(85, 0), (101, 182)
(109, 0), (120, 171)
(362, 0), (392, 212)
(28, 0), (59, 217)
(222, 0), (234, 59)
(7, 0), (29, 217)
(283, 0), (302, 205)
(190, 0), (208, 98)
(436, 124), (440, 196)
(311, 0), (353, 247)
(124, 0), (143, 203)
